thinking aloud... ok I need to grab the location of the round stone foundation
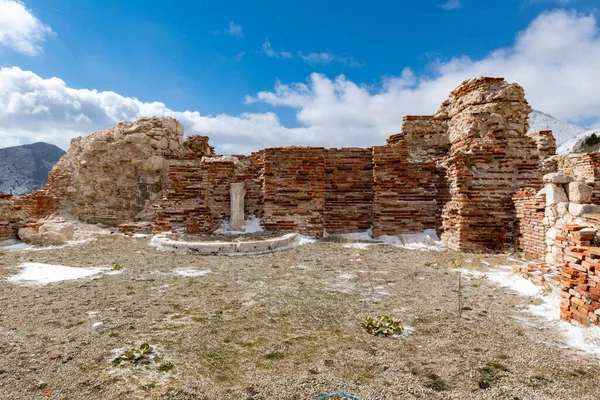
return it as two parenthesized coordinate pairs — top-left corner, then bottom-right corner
(151, 232), (298, 255)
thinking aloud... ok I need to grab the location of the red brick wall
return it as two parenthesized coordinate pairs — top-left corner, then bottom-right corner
(372, 144), (441, 236)
(513, 189), (546, 261)
(323, 148), (373, 234)
(262, 147), (326, 236)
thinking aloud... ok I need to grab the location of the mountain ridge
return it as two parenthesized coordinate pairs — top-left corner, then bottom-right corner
(0, 142), (66, 196)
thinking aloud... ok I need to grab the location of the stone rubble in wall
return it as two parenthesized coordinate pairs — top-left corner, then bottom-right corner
(438, 77), (542, 252)
(0, 77), (557, 253)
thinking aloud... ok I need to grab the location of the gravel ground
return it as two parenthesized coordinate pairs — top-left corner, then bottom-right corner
(1, 236), (599, 400)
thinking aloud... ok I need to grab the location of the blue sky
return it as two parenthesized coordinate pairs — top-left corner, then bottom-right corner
(1, 0), (600, 153)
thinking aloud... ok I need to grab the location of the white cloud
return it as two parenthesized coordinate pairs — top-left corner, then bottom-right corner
(2, 10), (600, 155)
(440, 0), (463, 10)
(0, 0), (53, 55)
(299, 52), (364, 67)
(224, 21), (243, 37)
(260, 39), (292, 59)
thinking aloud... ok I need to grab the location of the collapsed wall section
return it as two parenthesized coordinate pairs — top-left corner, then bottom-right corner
(323, 148), (373, 234)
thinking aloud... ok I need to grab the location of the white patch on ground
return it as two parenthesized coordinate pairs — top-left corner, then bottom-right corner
(451, 268), (487, 280)
(324, 227), (373, 241)
(214, 215), (265, 235)
(377, 229), (443, 251)
(338, 272), (356, 280)
(391, 325), (415, 339)
(487, 266), (541, 297)
(131, 233), (152, 238)
(172, 268), (212, 277)
(6, 263), (107, 286)
(289, 264), (311, 270)
(0, 240), (32, 250)
(484, 265), (600, 358)
(3, 239), (93, 252)
(343, 243), (372, 250)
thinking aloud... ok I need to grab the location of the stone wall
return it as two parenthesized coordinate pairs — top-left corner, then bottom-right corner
(437, 77), (542, 252)
(4, 77), (553, 251)
(0, 194), (25, 241)
(556, 153), (600, 203)
(323, 148), (373, 234)
(154, 156), (244, 233)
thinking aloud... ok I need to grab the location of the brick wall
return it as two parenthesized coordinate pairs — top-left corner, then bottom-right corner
(557, 153), (600, 203)
(323, 148), (373, 234)
(513, 189), (546, 261)
(439, 78), (542, 252)
(559, 225), (600, 327)
(372, 144), (441, 236)
(262, 147), (325, 236)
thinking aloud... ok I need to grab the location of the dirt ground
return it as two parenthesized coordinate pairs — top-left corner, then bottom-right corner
(1, 236), (600, 400)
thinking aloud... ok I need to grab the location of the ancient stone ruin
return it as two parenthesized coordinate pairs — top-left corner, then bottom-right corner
(3, 76), (600, 326)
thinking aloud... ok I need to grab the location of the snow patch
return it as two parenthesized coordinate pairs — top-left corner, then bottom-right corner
(172, 268), (212, 277)
(324, 227), (373, 241)
(214, 215), (265, 235)
(0, 240), (32, 250)
(343, 243), (372, 250)
(378, 229), (442, 251)
(485, 265), (600, 358)
(7, 263), (107, 286)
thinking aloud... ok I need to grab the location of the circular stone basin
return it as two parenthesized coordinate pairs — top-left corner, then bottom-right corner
(151, 232), (298, 255)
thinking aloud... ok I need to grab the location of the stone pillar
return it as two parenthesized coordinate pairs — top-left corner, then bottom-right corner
(230, 182), (246, 231)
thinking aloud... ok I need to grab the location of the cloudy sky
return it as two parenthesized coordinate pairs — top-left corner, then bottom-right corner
(1, 0), (600, 153)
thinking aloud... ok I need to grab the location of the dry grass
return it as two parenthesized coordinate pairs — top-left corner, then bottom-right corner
(0, 236), (599, 399)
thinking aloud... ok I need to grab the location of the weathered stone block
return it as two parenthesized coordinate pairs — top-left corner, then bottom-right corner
(568, 203), (600, 217)
(545, 184), (568, 206)
(543, 173), (573, 184)
(567, 181), (593, 204)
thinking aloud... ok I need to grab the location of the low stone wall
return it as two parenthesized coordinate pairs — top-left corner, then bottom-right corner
(151, 233), (298, 255)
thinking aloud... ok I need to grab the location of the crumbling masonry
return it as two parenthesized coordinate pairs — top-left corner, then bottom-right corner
(6, 76), (600, 326)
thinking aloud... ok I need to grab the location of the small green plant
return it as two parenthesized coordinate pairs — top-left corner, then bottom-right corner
(112, 343), (157, 367)
(478, 362), (509, 389)
(157, 361), (174, 372)
(362, 315), (404, 336)
(424, 373), (449, 391)
(112, 264), (123, 271)
(264, 352), (284, 360)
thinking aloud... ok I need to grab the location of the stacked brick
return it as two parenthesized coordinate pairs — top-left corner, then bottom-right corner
(386, 116), (450, 162)
(372, 144), (441, 236)
(557, 153), (600, 203)
(513, 189), (546, 260)
(323, 148), (374, 234)
(154, 157), (241, 233)
(529, 130), (557, 174)
(512, 263), (560, 287)
(0, 194), (23, 241)
(559, 225), (600, 326)
(261, 147), (326, 236)
(437, 77), (542, 252)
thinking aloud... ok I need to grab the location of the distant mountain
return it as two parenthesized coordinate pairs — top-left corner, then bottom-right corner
(0, 142), (66, 196)
(527, 110), (599, 155)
